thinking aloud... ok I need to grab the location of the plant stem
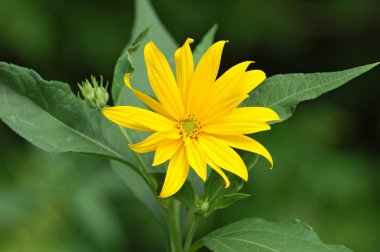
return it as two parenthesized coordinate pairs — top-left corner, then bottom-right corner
(188, 239), (204, 252)
(184, 215), (201, 251)
(165, 199), (183, 252)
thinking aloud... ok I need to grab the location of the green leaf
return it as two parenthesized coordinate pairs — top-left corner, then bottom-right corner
(0, 63), (135, 166)
(204, 172), (245, 204)
(193, 24), (218, 65)
(208, 193), (250, 213)
(201, 171), (245, 217)
(112, 26), (151, 105)
(245, 62), (379, 122)
(201, 218), (352, 252)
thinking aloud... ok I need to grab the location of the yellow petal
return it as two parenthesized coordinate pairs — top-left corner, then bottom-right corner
(158, 130), (181, 140)
(203, 119), (270, 135)
(102, 106), (175, 132)
(144, 42), (184, 118)
(239, 70), (266, 94)
(187, 40), (228, 114)
(199, 93), (248, 122)
(129, 133), (164, 153)
(159, 145), (190, 198)
(217, 134), (273, 168)
(214, 61), (253, 89)
(206, 157), (230, 188)
(199, 69), (266, 121)
(185, 138), (207, 181)
(209, 107), (280, 124)
(152, 139), (182, 166)
(198, 134), (248, 181)
(124, 73), (171, 119)
(175, 38), (194, 109)
(203, 61), (252, 108)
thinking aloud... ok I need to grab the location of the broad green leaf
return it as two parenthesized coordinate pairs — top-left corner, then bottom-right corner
(111, 161), (169, 249)
(0, 63), (141, 173)
(112, 26), (151, 105)
(245, 62), (379, 122)
(201, 218), (352, 252)
(193, 24), (218, 65)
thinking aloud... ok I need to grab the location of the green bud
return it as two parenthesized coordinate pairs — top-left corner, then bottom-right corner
(200, 201), (209, 212)
(195, 199), (210, 216)
(78, 75), (109, 110)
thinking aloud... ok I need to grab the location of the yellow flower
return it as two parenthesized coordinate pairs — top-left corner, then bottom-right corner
(102, 38), (280, 198)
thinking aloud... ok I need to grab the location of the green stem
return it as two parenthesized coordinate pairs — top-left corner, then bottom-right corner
(184, 215), (201, 251)
(165, 199), (183, 252)
(117, 125), (157, 189)
(187, 239), (204, 252)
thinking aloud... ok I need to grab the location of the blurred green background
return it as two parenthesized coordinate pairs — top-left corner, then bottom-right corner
(0, 0), (379, 251)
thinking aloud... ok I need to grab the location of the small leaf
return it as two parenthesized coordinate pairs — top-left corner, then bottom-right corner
(193, 24), (218, 65)
(202, 154), (258, 216)
(205, 172), (245, 203)
(202, 172), (244, 216)
(245, 62), (379, 122)
(207, 193), (250, 214)
(202, 218), (352, 252)
(0, 63), (135, 167)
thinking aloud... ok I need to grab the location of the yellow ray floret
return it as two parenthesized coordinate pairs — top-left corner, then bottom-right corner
(102, 38), (280, 198)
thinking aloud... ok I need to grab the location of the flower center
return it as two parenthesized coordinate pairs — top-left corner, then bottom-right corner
(182, 119), (197, 134)
(177, 114), (202, 139)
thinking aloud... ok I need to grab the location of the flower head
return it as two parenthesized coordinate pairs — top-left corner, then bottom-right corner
(102, 39), (280, 198)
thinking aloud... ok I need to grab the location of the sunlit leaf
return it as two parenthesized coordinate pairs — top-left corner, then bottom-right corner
(0, 63), (135, 167)
(246, 62), (379, 122)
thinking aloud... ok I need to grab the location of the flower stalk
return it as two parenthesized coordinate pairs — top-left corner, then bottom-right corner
(184, 214), (201, 251)
(164, 199), (183, 252)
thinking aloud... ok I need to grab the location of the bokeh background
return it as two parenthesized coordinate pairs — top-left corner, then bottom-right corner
(0, 0), (379, 251)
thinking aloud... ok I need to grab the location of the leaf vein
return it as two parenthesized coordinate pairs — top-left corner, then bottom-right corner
(222, 237), (280, 252)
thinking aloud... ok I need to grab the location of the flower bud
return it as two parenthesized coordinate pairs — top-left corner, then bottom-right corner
(78, 76), (109, 110)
